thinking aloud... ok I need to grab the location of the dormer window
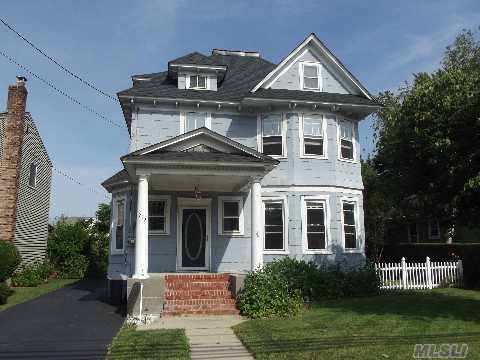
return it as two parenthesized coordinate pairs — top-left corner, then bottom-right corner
(188, 75), (207, 90)
(300, 62), (321, 91)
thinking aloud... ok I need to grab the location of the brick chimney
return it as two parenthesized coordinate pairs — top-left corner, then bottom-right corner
(0, 76), (28, 242)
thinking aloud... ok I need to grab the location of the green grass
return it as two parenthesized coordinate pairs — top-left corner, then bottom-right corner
(0, 278), (78, 312)
(233, 288), (480, 360)
(106, 325), (190, 360)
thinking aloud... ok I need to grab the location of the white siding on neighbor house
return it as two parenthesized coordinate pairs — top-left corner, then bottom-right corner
(14, 114), (52, 264)
(270, 47), (349, 94)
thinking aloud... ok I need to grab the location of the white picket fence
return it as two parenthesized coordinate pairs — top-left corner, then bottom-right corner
(375, 257), (463, 290)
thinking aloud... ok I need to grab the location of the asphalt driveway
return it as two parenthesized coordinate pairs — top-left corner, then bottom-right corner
(0, 279), (124, 359)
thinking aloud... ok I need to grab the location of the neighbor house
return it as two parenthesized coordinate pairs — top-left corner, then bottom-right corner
(0, 77), (53, 264)
(102, 34), (380, 314)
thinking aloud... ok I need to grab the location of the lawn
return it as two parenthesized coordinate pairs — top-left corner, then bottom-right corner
(233, 288), (480, 360)
(106, 325), (190, 360)
(0, 278), (78, 312)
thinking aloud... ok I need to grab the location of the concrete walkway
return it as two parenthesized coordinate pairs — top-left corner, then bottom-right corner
(139, 315), (254, 360)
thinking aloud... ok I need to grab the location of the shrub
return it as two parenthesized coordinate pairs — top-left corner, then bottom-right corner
(462, 251), (480, 289)
(0, 282), (13, 305)
(0, 240), (21, 282)
(60, 255), (88, 279)
(237, 268), (303, 318)
(11, 261), (53, 287)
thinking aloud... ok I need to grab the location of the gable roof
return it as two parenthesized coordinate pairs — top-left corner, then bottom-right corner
(250, 33), (372, 99)
(122, 126), (278, 164)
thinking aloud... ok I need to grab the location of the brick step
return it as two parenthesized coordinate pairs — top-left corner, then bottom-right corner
(165, 274), (231, 281)
(165, 298), (236, 306)
(165, 281), (231, 291)
(163, 303), (239, 316)
(165, 289), (233, 300)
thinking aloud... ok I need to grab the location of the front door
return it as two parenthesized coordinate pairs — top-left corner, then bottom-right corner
(180, 208), (208, 269)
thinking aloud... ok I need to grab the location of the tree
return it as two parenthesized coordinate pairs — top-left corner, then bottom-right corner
(371, 28), (480, 229)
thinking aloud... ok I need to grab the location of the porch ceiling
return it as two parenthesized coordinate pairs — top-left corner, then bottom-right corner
(149, 173), (251, 192)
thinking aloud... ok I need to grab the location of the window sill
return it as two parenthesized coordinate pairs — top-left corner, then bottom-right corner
(263, 250), (290, 255)
(301, 155), (328, 160)
(149, 231), (170, 236)
(338, 157), (357, 164)
(268, 155), (287, 160)
(343, 249), (362, 254)
(218, 232), (245, 237)
(304, 250), (333, 255)
(111, 250), (125, 255)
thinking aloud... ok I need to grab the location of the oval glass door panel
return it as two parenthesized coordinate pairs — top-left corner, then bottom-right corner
(182, 208), (206, 268)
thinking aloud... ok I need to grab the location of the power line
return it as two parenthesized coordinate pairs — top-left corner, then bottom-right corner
(0, 49), (126, 130)
(52, 167), (110, 200)
(0, 17), (119, 103)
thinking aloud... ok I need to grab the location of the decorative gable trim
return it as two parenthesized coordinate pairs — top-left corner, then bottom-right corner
(251, 33), (372, 99)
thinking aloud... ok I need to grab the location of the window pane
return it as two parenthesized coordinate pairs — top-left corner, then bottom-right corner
(149, 201), (165, 216)
(340, 121), (353, 140)
(304, 77), (319, 89)
(198, 76), (206, 88)
(262, 136), (282, 155)
(264, 202), (284, 250)
(149, 217), (165, 232)
(304, 138), (323, 156)
(344, 231), (356, 249)
(430, 221), (439, 237)
(343, 205), (355, 226)
(303, 65), (318, 77)
(308, 233), (325, 250)
(189, 75), (197, 88)
(223, 218), (239, 232)
(262, 115), (281, 136)
(29, 163), (37, 187)
(115, 226), (123, 250)
(117, 201), (125, 224)
(341, 140), (354, 159)
(223, 201), (239, 217)
(185, 112), (205, 132)
(303, 117), (322, 136)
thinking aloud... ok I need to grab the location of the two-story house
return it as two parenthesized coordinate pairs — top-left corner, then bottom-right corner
(102, 34), (380, 314)
(0, 77), (52, 264)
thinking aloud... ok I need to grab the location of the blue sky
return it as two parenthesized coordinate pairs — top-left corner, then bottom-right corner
(0, 1), (478, 219)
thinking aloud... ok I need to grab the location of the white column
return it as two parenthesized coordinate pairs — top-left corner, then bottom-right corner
(251, 178), (263, 270)
(133, 174), (149, 279)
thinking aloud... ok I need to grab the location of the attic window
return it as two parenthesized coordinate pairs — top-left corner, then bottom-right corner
(300, 63), (321, 90)
(188, 75), (207, 90)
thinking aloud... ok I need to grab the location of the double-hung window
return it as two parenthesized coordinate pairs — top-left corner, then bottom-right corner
(218, 197), (244, 235)
(305, 200), (327, 251)
(148, 196), (170, 234)
(339, 120), (354, 161)
(184, 112), (206, 132)
(261, 114), (283, 156)
(263, 200), (286, 252)
(28, 163), (38, 188)
(113, 198), (125, 253)
(302, 114), (325, 157)
(188, 75), (207, 89)
(342, 200), (358, 250)
(301, 63), (321, 90)
(428, 220), (440, 240)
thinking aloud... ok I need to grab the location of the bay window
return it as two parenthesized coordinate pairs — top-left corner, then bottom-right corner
(342, 200), (358, 250)
(112, 197), (125, 252)
(305, 201), (327, 250)
(302, 114), (325, 157)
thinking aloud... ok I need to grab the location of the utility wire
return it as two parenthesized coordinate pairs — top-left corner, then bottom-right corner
(53, 167), (110, 200)
(0, 17), (119, 103)
(0, 49), (126, 130)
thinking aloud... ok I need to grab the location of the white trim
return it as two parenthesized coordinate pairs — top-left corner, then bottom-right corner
(262, 195), (289, 254)
(340, 196), (361, 253)
(299, 61), (322, 91)
(217, 196), (245, 236)
(180, 111), (211, 134)
(251, 33), (372, 99)
(262, 185), (363, 195)
(258, 113), (287, 159)
(185, 74), (209, 90)
(428, 219), (441, 240)
(111, 195), (127, 255)
(299, 113), (328, 159)
(301, 195), (331, 254)
(176, 198), (212, 271)
(148, 195), (171, 236)
(170, 63), (226, 71)
(337, 118), (357, 163)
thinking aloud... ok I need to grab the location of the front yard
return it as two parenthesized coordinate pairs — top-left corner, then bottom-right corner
(0, 278), (77, 312)
(233, 288), (480, 360)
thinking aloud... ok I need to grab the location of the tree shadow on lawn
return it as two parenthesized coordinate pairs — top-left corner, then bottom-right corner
(312, 289), (480, 324)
